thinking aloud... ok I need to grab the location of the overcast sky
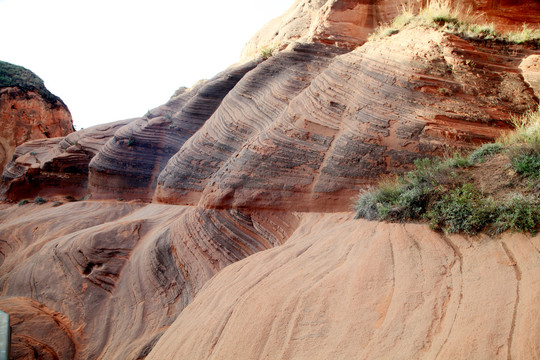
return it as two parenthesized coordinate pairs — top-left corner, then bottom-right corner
(0, 0), (293, 129)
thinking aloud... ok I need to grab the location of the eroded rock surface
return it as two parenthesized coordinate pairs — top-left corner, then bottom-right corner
(0, 85), (73, 174)
(0, 119), (130, 201)
(241, 0), (540, 60)
(158, 29), (537, 211)
(0, 201), (299, 359)
(88, 61), (260, 201)
(148, 214), (540, 360)
(0, 1), (539, 359)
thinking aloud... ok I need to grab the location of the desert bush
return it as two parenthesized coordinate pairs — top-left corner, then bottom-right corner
(468, 143), (502, 164)
(34, 196), (47, 205)
(492, 194), (540, 234)
(499, 109), (540, 148)
(427, 183), (493, 234)
(507, 24), (540, 45)
(511, 149), (540, 178)
(368, 0), (539, 45)
(17, 199), (29, 206)
(355, 108), (540, 235)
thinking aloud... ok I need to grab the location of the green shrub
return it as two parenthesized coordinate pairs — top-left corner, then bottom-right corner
(259, 45), (279, 60)
(444, 152), (471, 168)
(507, 24), (540, 45)
(499, 109), (540, 147)
(0, 60), (61, 105)
(17, 199), (29, 206)
(512, 150), (540, 178)
(468, 143), (502, 164)
(367, 0), (539, 45)
(34, 196), (47, 205)
(355, 191), (380, 220)
(427, 183), (492, 234)
(493, 194), (540, 234)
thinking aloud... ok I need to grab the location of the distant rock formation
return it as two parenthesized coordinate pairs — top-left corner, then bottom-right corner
(0, 61), (74, 174)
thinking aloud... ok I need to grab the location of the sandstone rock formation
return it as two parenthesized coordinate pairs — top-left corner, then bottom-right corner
(0, 1), (539, 359)
(0, 119), (130, 201)
(157, 29), (535, 211)
(0, 61), (74, 174)
(148, 214), (540, 360)
(0, 201), (299, 359)
(88, 61), (260, 201)
(241, 0), (540, 60)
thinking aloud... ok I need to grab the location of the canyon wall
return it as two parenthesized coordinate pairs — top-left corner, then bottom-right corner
(0, 1), (539, 359)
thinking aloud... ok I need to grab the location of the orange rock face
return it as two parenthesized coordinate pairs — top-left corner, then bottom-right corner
(0, 1), (539, 359)
(0, 201), (299, 359)
(241, 0), (540, 59)
(157, 29), (535, 211)
(147, 214), (540, 360)
(0, 87), (73, 174)
(0, 119), (130, 201)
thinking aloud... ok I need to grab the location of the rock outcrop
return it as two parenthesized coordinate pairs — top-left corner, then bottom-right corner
(88, 61), (260, 201)
(0, 1), (539, 359)
(157, 29), (534, 211)
(148, 214), (540, 360)
(0, 61), (73, 174)
(0, 201), (299, 359)
(241, 0), (540, 60)
(0, 119), (129, 201)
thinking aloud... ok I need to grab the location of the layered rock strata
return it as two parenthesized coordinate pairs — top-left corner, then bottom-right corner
(0, 1), (539, 359)
(0, 201), (299, 359)
(0, 120), (130, 201)
(88, 61), (260, 201)
(154, 42), (348, 207)
(240, 0), (540, 60)
(157, 29), (536, 211)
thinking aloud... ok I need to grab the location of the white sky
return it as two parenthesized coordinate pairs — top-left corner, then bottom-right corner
(0, 0), (293, 129)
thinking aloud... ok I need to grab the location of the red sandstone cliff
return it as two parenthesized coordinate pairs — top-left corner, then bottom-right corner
(0, 1), (539, 359)
(0, 61), (74, 175)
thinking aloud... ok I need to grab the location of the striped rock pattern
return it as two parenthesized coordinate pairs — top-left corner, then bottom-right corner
(159, 29), (536, 211)
(0, 201), (300, 359)
(0, 119), (130, 201)
(0, 86), (73, 175)
(88, 61), (259, 201)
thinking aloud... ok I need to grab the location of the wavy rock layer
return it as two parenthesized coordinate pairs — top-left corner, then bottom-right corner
(240, 0), (540, 60)
(0, 120), (130, 201)
(149, 213), (540, 360)
(159, 29), (536, 212)
(0, 87), (73, 175)
(88, 61), (259, 201)
(154, 42), (347, 206)
(0, 201), (299, 359)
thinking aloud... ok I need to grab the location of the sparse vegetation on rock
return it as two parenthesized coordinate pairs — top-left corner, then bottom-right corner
(355, 109), (540, 235)
(0, 60), (62, 105)
(369, 0), (540, 46)
(33, 196), (47, 205)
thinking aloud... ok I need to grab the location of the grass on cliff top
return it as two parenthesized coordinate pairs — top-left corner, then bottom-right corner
(0, 60), (62, 105)
(369, 0), (540, 46)
(355, 109), (540, 235)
